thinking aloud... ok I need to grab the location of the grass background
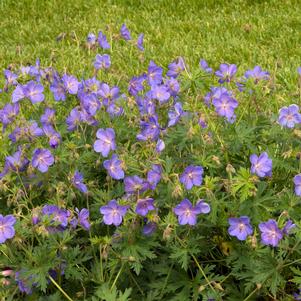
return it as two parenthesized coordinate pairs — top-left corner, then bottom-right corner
(0, 0), (301, 92)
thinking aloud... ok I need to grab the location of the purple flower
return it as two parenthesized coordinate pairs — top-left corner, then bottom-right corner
(156, 139), (165, 153)
(124, 175), (150, 194)
(107, 103), (124, 117)
(198, 116), (207, 128)
(79, 77), (101, 96)
(40, 107), (55, 125)
(0, 214), (16, 243)
(137, 115), (161, 141)
(11, 84), (25, 103)
(50, 78), (66, 101)
(148, 61), (163, 86)
(81, 94), (101, 116)
(147, 164), (162, 190)
(294, 174), (301, 196)
(128, 75), (145, 96)
(0, 103), (20, 128)
(77, 208), (90, 230)
(250, 152), (272, 177)
(103, 154), (124, 180)
(283, 219), (296, 235)
(199, 59), (213, 73)
(212, 93), (238, 121)
(94, 54), (111, 70)
(4, 149), (29, 174)
(42, 205), (70, 229)
(4, 69), (18, 87)
(298, 67), (301, 76)
(80, 108), (98, 127)
(87, 33), (96, 45)
(66, 108), (82, 131)
(32, 149), (54, 173)
(20, 66), (30, 76)
(23, 81), (45, 104)
(228, 216), (253, 241)
(97, 31), (110, 49)
(71, 170), (88, 193)
(278, 104), (301, 128)
(15, 270), (34, 295)
(28, 121), (44, 138)
(166, 57), (185, 78)
(120, 23), (131, 40)
(168, 102), (184, 127)
(259, 219), (283, 247)
(195, 199), (211, 214)
(180, 165), (204, 190)
(94, 128), (116, 157)
(165, 78), (180, 97)
(137, 33), (144, 51)
(99, 83), (120, 106)
(136, 198), (155, 216)
(151, 84), (170, 104)
(244, 66), (269, 83)
(43, 125), (61, 148)
(62, 74), (79, 95)
(204, 86), (231, 106)
(215, 63), (237, 83)
(173, 199), (203, 226)
(142, 221), (157, 236)
(293, 289), (301, 301)
(136, 95), (156, 116)
(100, 199), (129, 226)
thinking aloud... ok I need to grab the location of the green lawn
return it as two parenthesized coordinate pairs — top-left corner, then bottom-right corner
(1, 0), (301, 83)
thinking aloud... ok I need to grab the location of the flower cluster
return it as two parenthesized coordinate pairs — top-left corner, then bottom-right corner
(1, 22), (301, 300)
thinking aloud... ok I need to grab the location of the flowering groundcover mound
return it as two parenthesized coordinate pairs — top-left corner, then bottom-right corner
(1, 24), (301, 300)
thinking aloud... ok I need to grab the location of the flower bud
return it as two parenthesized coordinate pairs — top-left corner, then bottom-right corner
(226, 164), (236, 174)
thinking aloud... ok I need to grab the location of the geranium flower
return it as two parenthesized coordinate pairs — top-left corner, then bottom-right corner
(93, 128), (116, 157)
(180, 165), (204, 190)
(228, 216), (253, 241)
(103, 154), (124, 180)
(250, 152), (272, 177)
(0, 214), (16, 243)
(100, 200), (129, 226)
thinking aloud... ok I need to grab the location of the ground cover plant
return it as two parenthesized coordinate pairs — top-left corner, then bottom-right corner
(2, 1), (301, 300)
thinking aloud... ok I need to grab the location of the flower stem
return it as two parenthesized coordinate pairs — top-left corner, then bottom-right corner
(191, 254), (215, 292)
(49, 275), (74, 301)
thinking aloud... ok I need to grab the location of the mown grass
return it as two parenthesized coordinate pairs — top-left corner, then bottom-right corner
(1, 0), (301, 70)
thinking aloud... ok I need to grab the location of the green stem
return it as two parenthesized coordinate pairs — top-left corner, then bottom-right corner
(282, 257), (301, 268)
(49, 275), (74, 301)
(159, 264), (174, 298)
(243, 286), (259, 301)
(110, 262), (124, 290)
(129, 270), (144, 296)
(191, 254), (214, 292)
(99, 244), (104, 282)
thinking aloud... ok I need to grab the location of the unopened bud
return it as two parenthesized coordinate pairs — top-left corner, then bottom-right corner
(226, 164), (236, 174)
(1, 269), (13, 277)
(163, 225), (173, 240)
(212, 155), (221, 165)
(1, 279), (10, 286)
(172, 185), (183, 198)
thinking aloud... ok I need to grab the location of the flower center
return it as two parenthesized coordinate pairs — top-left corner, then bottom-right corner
(255, 162), (261, 170)
(238, 223), (245, 231)
(112, 209), (119, 216)
(184, 209), (191, 217)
